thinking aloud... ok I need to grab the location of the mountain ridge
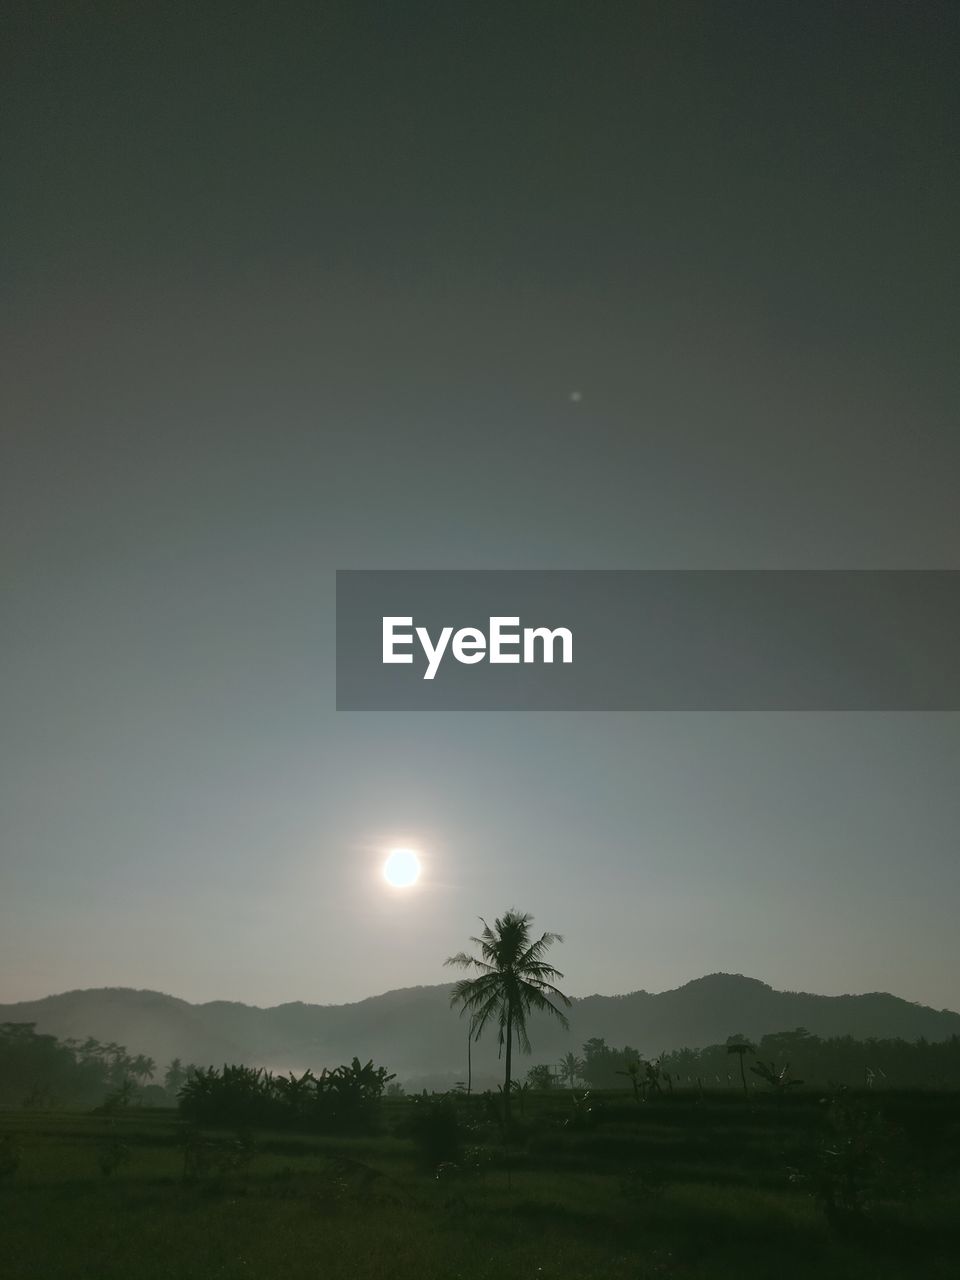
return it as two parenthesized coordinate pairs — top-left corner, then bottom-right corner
(3, 974), (957, 1087)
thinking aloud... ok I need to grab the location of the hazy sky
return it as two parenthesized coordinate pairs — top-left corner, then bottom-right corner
(2, 3), (958, 1011)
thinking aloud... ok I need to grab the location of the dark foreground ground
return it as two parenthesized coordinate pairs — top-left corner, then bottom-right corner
(1, 1090), (958, 1279)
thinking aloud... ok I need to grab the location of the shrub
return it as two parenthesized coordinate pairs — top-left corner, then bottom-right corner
(400, 1095), (462, 1168)
(0, 1135), (21, 1183)
(788, 1086), (914, 1233)
(177, 1058), (395, 1133)
(96, 1135), (130, 1177)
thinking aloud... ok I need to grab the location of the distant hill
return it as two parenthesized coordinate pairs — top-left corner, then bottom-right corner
(2, 974), (958, 1089)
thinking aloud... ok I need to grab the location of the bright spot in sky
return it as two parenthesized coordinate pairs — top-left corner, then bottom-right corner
(383, 848), (421, 888)
(569, 389), (582, 402)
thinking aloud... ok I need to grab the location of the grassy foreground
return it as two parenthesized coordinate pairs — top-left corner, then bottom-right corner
(1, 1092), (958, 1279)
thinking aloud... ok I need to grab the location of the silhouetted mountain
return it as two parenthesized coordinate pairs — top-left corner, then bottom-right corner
(3, 974), (957, 1088)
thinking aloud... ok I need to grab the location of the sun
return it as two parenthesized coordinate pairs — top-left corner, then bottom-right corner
(382, 848), (421, 888)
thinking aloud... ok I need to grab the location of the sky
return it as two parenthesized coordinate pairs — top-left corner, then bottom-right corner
(2, 2), (958, 1012)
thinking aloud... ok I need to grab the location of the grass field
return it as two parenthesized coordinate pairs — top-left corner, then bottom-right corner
(2, 1091), (958, 1279)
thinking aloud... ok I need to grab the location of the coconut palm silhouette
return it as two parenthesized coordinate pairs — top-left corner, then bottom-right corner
(726, 1037), (755, 1097)
(445, 909), (570, 1126)
(558, 1050), (585, 1089)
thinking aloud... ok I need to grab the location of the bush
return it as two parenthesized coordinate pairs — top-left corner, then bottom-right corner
(788, 1086), (915, 1233)
(177, 1058), (395, 1133)
(0, 1134), (21, 1183)
(178, 1125), (256, 1180)
(399, 1095), (462, 1169)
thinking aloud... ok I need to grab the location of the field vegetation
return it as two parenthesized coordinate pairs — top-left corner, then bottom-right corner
(2, 1083), (959, 1279)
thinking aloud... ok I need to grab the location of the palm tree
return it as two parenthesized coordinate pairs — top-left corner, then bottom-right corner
(131, 1055), (156, 1087)
(446, 909), (570, 1126)
(558, 1051), (585, 1090)
(163, 1058), (187, 1096)
(466, 1015), (477, 1095)
(617, 1058), (644, 1103)
(725, 1036), (755, 1097)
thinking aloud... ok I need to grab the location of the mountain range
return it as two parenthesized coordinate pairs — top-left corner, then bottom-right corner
(3, 974), (958, 1090)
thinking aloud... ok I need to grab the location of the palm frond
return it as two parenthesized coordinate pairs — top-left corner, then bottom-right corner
(445, 909), (569, 1076)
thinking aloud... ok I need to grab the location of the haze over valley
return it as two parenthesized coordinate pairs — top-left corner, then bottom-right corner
(5, 973), (958, 1090)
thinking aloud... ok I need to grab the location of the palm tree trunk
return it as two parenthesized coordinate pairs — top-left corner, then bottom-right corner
(739, 1053), (747, 1097)
(503, 1003), (513, 1126)
(467, 1023), (472, 1095)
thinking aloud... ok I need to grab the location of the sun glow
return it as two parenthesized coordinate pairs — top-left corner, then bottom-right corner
(382, 848), (422, 888)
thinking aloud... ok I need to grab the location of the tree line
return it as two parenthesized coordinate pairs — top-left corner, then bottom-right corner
(521, 1029), (960, 1093)
(0, 1022), (196, 1109)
